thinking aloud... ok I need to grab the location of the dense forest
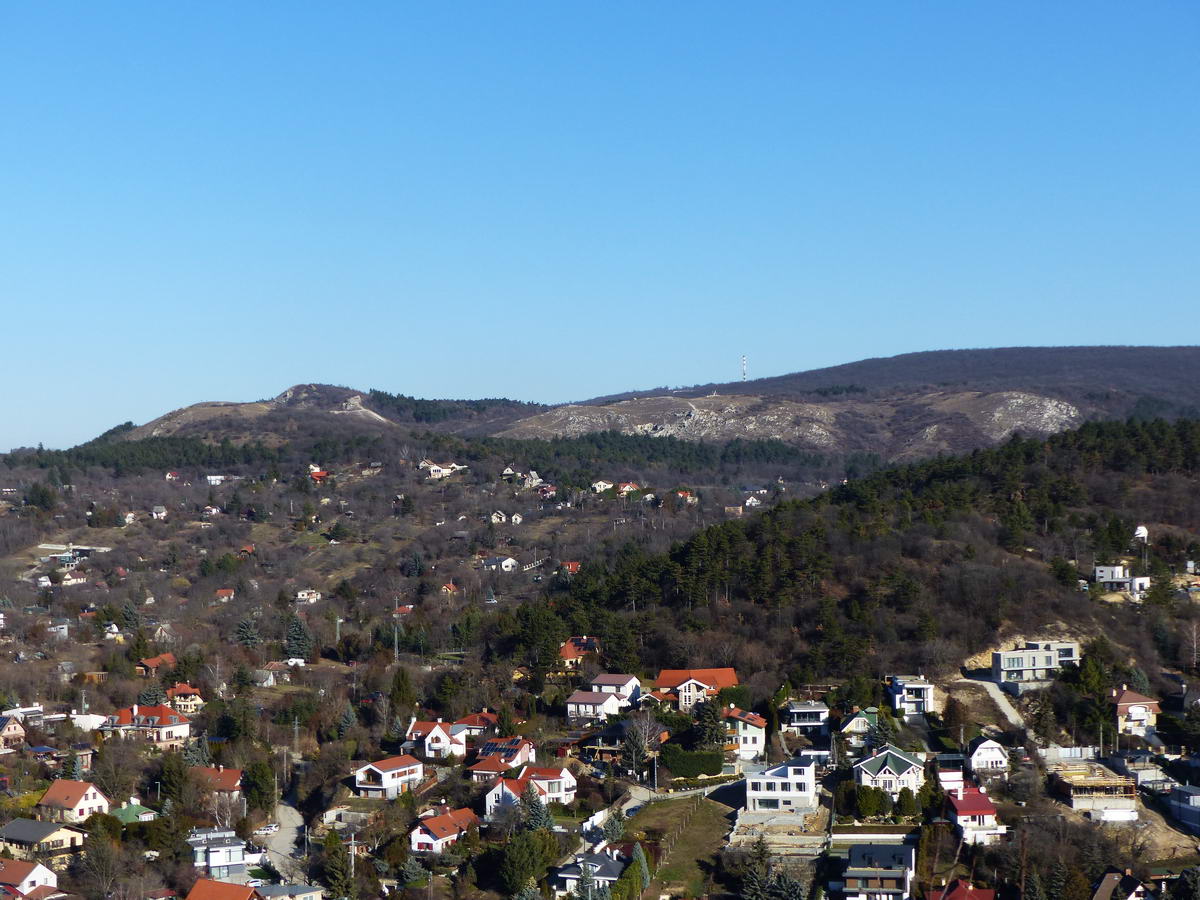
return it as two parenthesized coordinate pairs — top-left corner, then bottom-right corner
(501, 420), (1200, 698)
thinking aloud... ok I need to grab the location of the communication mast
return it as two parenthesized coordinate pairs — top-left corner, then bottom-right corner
(741, 355), (747, 382)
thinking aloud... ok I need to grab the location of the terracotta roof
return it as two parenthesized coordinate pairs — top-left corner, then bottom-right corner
(24, 885), (62, 900)
(947, 788), (997, 817)
(1114, 688), (1160, 709)
(559, 636), (600, 660)
(109, 704), (189, 727)
(191, 766), (243, 793)
(477, 737), (534, 761)
(519, 765), (570, 781)
(364, 755), (421, 773)
(933, 881), (995, 900)
(408, 721), (450, 739)
(454, 711), (499, 730)
(723, 706), (767, 728)
(166, 683), (201, 698)
(416, 807), (478, 840)
(139, 652), (176, 670)
(186, 880), (262, 900)
(468, 755), (511, 774)
(214, 589), (235, 599)
(0, 858), (40, 886)
(654, 668), (738, 690)
(38, 779), (105, 810)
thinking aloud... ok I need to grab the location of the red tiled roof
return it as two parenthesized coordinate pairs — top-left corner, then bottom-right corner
(560, 636), (600, 660)
(947, 789), (997, 816)
(654, 668), (738, 690)
(139, 652), (177, 670)
(191, 766), (242, 793)
(933, 880), (995, 900)
(0, 858), (40, 886)
(723, 707), (767, 728)
(109, 704), (189, 727)
(468, 755), (511, 774)
(455, 711), (498, 730)
(186, 880), (262, 900)
(416, 807), (478, 840)
(38, 779), (104, 810)
(519, 765), (569, 781)
(214, 589), (235, 599)
(166, 683), (201, 698)
(1114, 688), (1160, 710)
(366, 755), (421, 773)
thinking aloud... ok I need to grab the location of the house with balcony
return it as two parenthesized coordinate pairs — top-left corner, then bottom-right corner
(990, 641), (1080, 695)
(781, 699), (829, 736)
(409, 807), (478, 854)
(723, 706), (767, 761)
(353, 755), (424, 799)
(838, 707), (879, 751)
(887, 675), (934, 718)
(967, 737), (1009, 776)
(101, 704), (190, 748)
(589, 674), (641, 706)
(652, 668), (738, 713)
(188, 826), (261, 880)
(853, 745), (925, 799)
(566, 691), (623, 724)
(0, 819), (87, 861)
(745, 757), (818, 813)
(946, 787), (1006, 845)
(404, 719), (467, 758)
(166, 683), (205, 715)
(1113, 686), (1159, 738)
(834, 844), (915, 900)
(1094, 565), (1151, 597)
(517, 765), (576, 806)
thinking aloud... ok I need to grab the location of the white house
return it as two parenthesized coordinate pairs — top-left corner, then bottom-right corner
(853, 745), (925, 799)
(589, 674), (641, 706)
(102, 704), (190, 749)
(839, 845), (915, 900)
(510, 513), (523, 525)
(723, 706), (767, 761)
(1094, 565), (1151, 596)
(745, 758), (818, 813)
(295, 589), (322, 604)
(555, 853), (627, 899)
(151, 505), (168, 520)
(482, 556), (519, 573)
(744, 496), (762, 508)
(838, 707), (879, 750)
(1114, 687), (1160, 738)
(405, 719), (467, 759)
(967, 737), (1009, 776)
(485, 778), (538, 820)
(591, 481), (614, 494)
(653, 668), (739, 713)
(781, 700), (829, 736)
(490, 511), (508, 524)
(353, 755), (424, 799)
(517, 766), (576, 806)
(409, 807), (478, 854)
(565, 691), (623, 724)
(887, 675), (934, 718)
(0, 858), (56, 895)
(35, 780), (110, 823)
(991, 641), (1081, 693)
(946, 787), (1006, 845)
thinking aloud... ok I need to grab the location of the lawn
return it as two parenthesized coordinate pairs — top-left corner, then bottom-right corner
(628, 798), (733, 899)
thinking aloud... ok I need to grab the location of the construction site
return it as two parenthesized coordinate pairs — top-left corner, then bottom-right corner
(1049, 762), (1138, 822)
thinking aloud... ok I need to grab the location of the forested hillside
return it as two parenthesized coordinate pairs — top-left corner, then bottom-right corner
(515, 420), (1200, 697)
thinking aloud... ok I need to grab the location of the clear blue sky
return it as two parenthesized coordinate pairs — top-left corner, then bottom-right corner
(2, 3), (1197, 449)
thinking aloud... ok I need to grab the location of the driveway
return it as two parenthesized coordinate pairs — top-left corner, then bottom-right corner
(952, 676), (1027, 730)
(262, 799), (306, 882)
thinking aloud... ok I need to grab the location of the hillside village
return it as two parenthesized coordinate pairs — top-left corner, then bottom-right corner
(0, 420), (1197, 900)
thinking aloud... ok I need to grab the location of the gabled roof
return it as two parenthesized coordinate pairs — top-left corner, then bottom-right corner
(947, 788), (997, 816)
(191, 766), (243, 793)
(839, 707), (879, 731)
(0, 818), (84, 844)
(454, 710), (502, 730)
(854, 744), (924, 777)
(109, 704), (189, 727)
(186, 880), (263, 900)
(567, 690), (620, 706)
(363, 754), (421, 773)
(560, 636), (600, 660)
(1113, 688), (1160, 710)
(591, 674), (638, 687)
(933, 881), (995, 900)
(519, 765), (571, 781)
(468, 755), (512, 775)
(139, 652), (176, 670)
(407, 720), (450, 738)
(654, 668), (738, 690)
(416, 807), (478, 840)
(38, 779), (105, 810)
(1092, 869), (1144, 900)
(167, 683), (202, 698)
(723, 707), (767, 728)
(0, 858), (41, 887)
(478, 736), (534, 760)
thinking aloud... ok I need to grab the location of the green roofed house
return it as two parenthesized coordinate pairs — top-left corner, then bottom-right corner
(853, 744), (925, 799)
(112, 798), (158, 824)
(839, 707), (879, 751)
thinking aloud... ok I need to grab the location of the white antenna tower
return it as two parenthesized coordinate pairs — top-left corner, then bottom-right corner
(741, 355), (747, 382)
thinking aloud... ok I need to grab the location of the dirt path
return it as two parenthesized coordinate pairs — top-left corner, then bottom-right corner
(950, 677), (1026, 730)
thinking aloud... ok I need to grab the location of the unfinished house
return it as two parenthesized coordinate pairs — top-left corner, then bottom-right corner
(1050, 763), (1137, 822)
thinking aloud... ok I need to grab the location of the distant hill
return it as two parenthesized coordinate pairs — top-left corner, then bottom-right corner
(111, 347), (1200, 462)
(497, 346), (1200, 458)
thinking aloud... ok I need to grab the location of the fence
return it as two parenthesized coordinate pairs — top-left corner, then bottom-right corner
(642, 794), (706, 899)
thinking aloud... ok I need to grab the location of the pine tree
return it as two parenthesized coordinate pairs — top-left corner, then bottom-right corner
(183, 735), (212, 766)
(521, 783), (553, 832)
(1045, 862), (1067, 900)
(389, 666), (416, 711)
(60, 751), (83, 781)
(138, 682), (166, 705)
(632, 843), (650, 890)
(400, 855), (427, 886)
(895, 787), (918, 819)
(120, 600), (142, 632)
(322, 830), (356, 900)
(236, 618), (262, 648)
(767, 873), (805, 900)
(338, 703), (357, 738)
(602, 807), (625, 841)
(696, 701), (725, 749)
(1025, 871), (1046, 900)
(574, 863), (596, 900)
(740, 866), (769, 900)
(1172, 868), (1200, 900)
(513, 877), (541, 900)
(286, 615), (314, 660)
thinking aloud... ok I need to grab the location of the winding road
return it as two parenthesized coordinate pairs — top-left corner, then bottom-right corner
(262, 799), (307, 883)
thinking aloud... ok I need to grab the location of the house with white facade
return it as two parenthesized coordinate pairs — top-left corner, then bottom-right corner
(838, 707), (878, 750)
(518, 766), (576, 806)
(991, 641), (1081, 694)
(1094, 565), (1151, 596)
(745, 757), (818, 813)
(101, 704), (190, 749)
(967, 737), (1009, 776)
(566, 691), (623, 724)
(887, 675), (934, 718)
(591, 481), (614, 494)
(781, 699), (829, 736)
(0, 858), (57, 896)
(295, 589), (322, 604)
(589, 674), (641, 706)
(946, 787), (1006, 845)
(723, 706), (767, 761)
(853, 745), (925, 799)
(35, 780), (110, 823)
(409, 807), (478, 854)
(1113, 686), (1160, 738)
(555, 852), (627, 899)
(652, 668), (739, 713)
(404, 719), (467, 758)
(353, 755), (424, 799)
(481, 556), (519, 573)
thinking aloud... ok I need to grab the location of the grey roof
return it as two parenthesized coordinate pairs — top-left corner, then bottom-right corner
(257, 887), (321, 898)
(0, 818), (79, 843)
(558, 853), (626, 883)
(854, 744), (924, 777)
(591, 674), (638, 686)
(847, 844), (915, 870)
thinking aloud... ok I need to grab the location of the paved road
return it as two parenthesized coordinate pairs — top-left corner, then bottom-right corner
(952, 677), (1026, 730)
(262, 800), (306, 882)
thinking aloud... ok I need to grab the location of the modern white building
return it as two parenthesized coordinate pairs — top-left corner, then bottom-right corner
(781, 699), (829, 736)
(745, 757), (818, 813)
(887, 675), (934, 718)
(565, 691), (624, 723)
(1094, 565), (1151, 596)
(589, 674), (641, 706)
(353, 755), (424, 799)
(991, 641), (1080, 694)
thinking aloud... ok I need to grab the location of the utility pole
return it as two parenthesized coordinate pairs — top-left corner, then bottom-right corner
(293, 716), (299, 754)
(393, 621), (399, 661)
(346, 828), (361, 879)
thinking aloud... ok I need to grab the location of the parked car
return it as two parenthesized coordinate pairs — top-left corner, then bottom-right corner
(253, 823), (280, 835)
